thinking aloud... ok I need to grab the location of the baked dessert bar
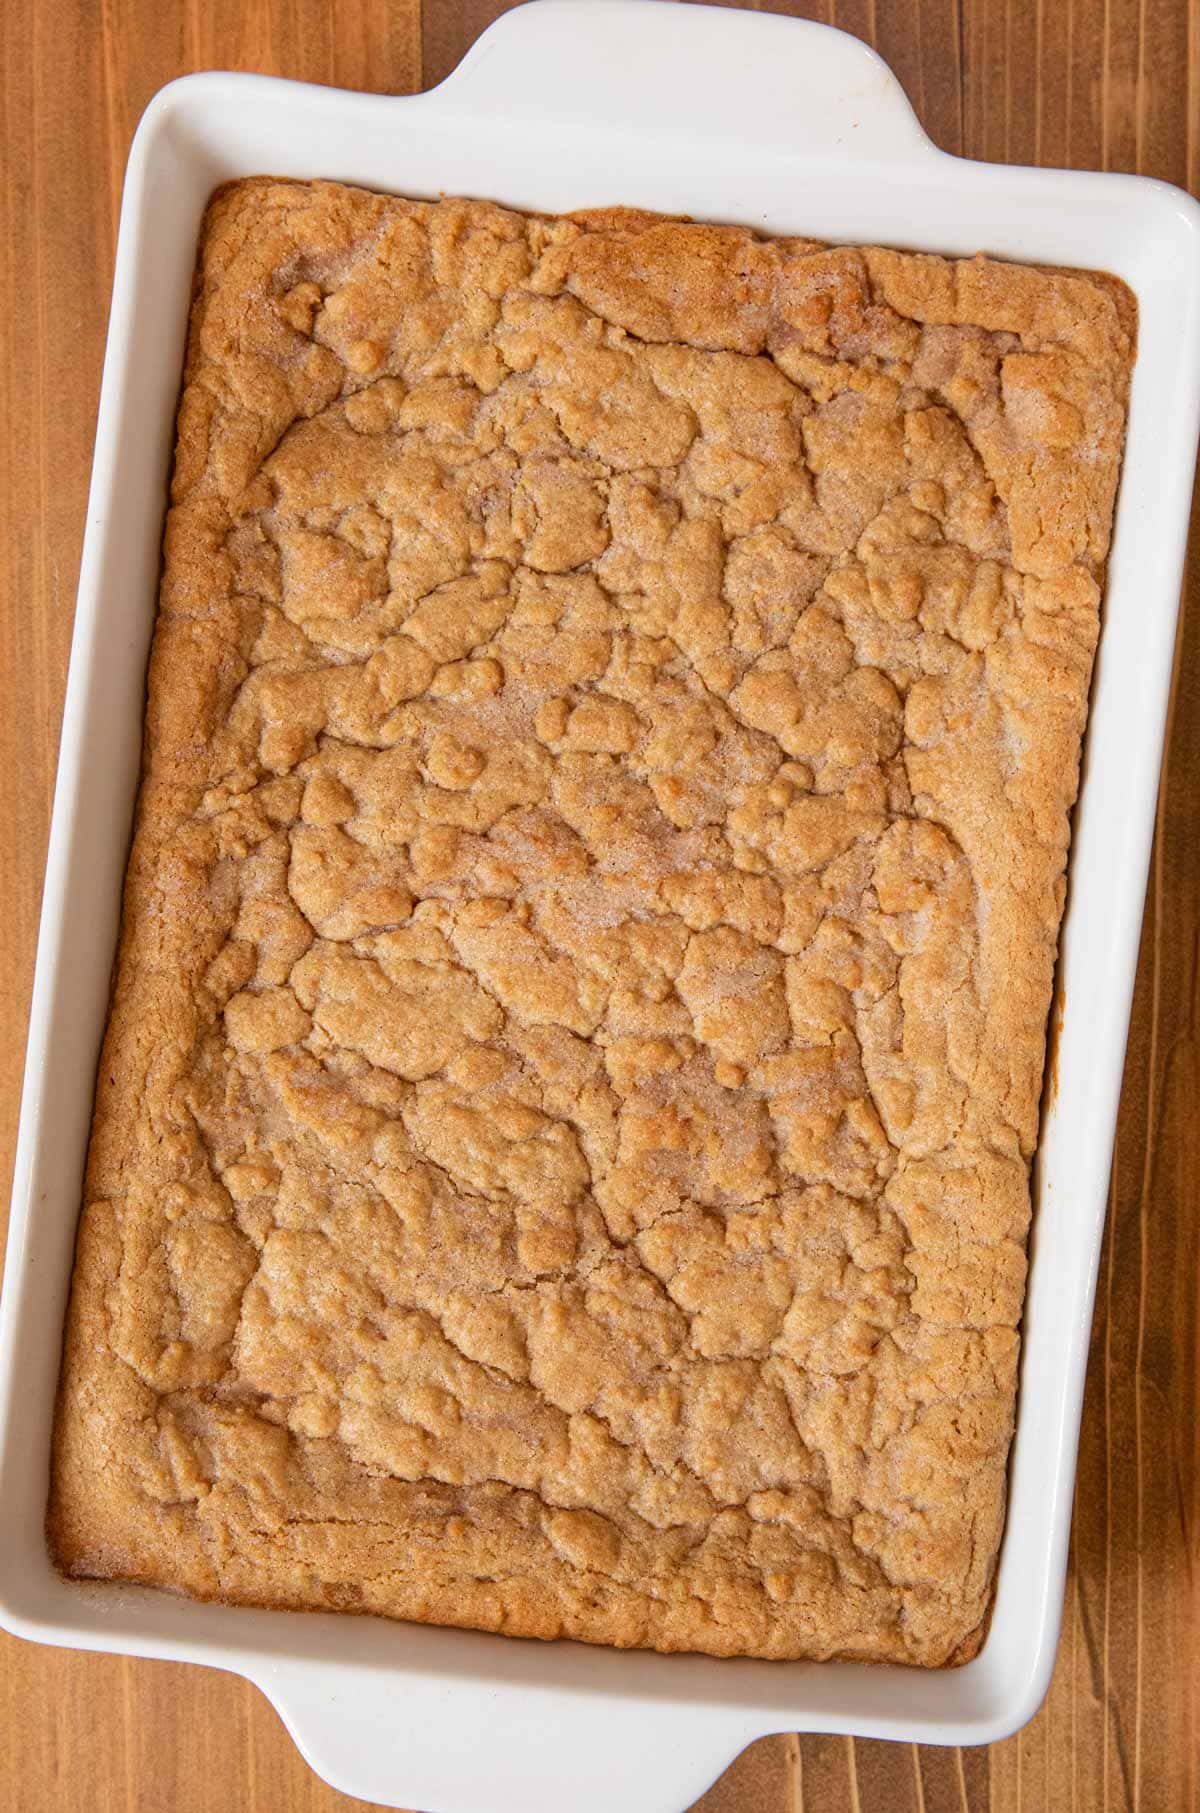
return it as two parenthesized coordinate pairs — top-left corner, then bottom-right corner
(49, 180), (1133, 1665)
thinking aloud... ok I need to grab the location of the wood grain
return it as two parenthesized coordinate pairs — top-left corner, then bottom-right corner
(0, 2), (1196, 1809)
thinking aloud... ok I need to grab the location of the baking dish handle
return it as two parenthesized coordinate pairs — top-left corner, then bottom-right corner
(430, 0), (936, 163)
(256, 1655), (761, 1813)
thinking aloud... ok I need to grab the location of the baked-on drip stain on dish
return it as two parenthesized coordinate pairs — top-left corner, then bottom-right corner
(49, 180), (1133, 1666)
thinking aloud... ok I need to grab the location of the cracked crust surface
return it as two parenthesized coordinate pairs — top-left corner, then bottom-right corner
(48, 180), (1133, 1666)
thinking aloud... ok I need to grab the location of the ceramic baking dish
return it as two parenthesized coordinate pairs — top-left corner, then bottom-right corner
(2, 3), (1198, 1808)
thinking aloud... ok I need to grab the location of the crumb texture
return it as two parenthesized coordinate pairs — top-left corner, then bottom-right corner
(49, 181), (1132, 1665)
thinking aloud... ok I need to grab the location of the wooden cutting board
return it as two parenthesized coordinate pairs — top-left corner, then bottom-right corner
(1, 3), (1195, 1808)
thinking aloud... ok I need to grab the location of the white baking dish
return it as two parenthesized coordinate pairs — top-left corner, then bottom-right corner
(2, 3), (1198, 1808)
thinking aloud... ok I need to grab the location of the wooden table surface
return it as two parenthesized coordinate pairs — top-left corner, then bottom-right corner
(1, 2), (1197, 1809)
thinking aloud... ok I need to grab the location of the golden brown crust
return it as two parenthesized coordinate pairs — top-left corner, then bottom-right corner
(48, 179), (1134, 1665)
